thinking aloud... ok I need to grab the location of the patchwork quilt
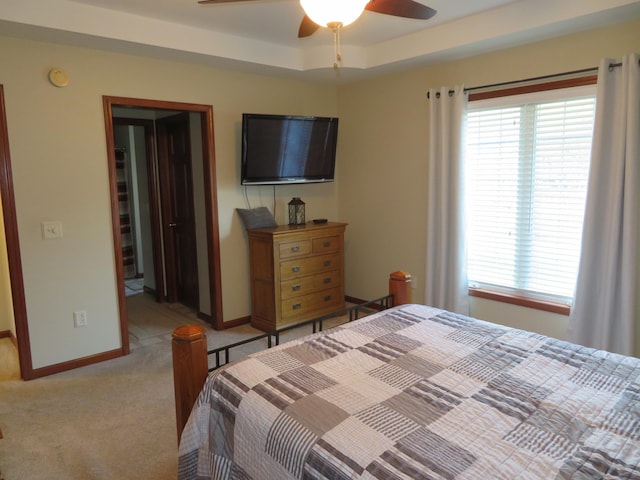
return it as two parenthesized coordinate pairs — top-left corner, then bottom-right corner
(178, 304), (640, 479)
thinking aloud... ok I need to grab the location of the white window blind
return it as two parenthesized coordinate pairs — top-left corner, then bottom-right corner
(465, 86), (596, 304)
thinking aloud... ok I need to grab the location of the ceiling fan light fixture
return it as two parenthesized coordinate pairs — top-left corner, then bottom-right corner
(300, 0), (369, 28)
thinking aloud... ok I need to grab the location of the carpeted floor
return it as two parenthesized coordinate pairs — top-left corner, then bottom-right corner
(0, 294), (268, 480)
(0, 336), (179, 479)
(0, 294), (352, 479)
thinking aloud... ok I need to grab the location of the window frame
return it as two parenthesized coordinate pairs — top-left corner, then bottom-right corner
(466, 74), (598, 315)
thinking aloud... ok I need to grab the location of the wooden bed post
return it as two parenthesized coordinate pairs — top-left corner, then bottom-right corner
(389, 271), (412, 305)
(172, 325), (208, 442)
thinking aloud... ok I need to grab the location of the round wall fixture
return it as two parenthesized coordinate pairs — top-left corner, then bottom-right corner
(48, 68), (69, 88)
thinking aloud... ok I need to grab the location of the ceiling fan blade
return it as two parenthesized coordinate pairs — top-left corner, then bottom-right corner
(198, 0), (257, 4)
(298, 15), (320, 38)
(365, 0), (436, 20)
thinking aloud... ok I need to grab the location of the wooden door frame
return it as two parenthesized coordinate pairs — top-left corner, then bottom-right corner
(0, 85), (33, 379)
(103, 97), (224, 348)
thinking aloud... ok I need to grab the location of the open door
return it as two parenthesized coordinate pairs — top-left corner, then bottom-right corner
(157, 113), (199, 310)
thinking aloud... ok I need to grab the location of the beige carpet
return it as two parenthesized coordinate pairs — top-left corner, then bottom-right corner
(0, 294), (352, 479)
(0, 294), (260, 480)
(0, 323), (182, 479)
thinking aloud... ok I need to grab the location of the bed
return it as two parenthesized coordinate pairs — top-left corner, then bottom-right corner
(173, 277), (640, 479)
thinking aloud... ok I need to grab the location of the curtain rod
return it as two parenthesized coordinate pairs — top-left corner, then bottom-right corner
(427, 61), (634, 99)
(464, 66), (598, 94)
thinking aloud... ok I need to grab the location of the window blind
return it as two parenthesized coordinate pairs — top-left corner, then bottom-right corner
(465, 88), (596, 304)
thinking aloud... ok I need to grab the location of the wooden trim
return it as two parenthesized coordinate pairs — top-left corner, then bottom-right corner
(103, 96), (224, 352)
(199, 109), (224, 330)
(218, 315), (251, 329)
(0, 329), (18, 349)
(197, 311), (213, 324)
(469, 75), (597, 101)
(29, 348), (123, 379)
(344, 295), (367, 305)
(143, 286), (156, 296)
(102, 98), (131, 357)
(0, 85), (33, 380)
(347, 272), (413, 308)
(469, 287), (570, 315)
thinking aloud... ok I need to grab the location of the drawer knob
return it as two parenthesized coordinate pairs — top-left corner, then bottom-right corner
(324, 295), (332, 301)
(292, 285), (301, 292)
(324, 278), (332, 284)
(323, 260), (331, 267)
(291, 246), (300, 252)
(292, 303), (302, 310)
(323, 241), (331, 247)
(292, 266), (301, 273)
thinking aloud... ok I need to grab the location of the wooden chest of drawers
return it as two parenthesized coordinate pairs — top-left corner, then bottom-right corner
(247, 222), (347, 331)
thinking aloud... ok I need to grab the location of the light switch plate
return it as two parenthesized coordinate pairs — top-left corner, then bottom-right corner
(42, 221), (63, 239)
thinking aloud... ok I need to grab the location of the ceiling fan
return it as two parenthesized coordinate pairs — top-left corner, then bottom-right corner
(198, 0), (436, 69)
(197, 0), (437, 38)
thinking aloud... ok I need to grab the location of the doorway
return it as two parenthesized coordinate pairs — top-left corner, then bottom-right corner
(103, 97), (224, 353)
(0, 85), (32, 380)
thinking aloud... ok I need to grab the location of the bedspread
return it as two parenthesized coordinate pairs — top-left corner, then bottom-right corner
(178, 304), (640, 479)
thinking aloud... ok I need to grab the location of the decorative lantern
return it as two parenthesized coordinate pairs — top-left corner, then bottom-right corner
(288, 197), (306, 225)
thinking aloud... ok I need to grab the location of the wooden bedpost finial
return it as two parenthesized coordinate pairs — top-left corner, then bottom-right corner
(389, 271), (412, 306)
(172, 325), (208, 443)
(172, 324), (206, 343)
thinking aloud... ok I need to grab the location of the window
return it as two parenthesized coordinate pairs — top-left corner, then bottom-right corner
(465, 83), (596, 308)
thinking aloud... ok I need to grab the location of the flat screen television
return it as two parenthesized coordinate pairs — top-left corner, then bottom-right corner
(241, 113), (339, 185)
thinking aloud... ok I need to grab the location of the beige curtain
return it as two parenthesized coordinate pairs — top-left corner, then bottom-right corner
(425, 86), (469, 314)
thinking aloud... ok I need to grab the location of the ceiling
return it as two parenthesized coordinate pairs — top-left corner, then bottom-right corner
(1, 0), (640, 82)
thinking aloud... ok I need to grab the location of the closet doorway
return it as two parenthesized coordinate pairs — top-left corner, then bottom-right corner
(103, 97), (224, 354)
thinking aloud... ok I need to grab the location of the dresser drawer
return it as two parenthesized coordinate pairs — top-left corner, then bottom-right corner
(281, 270), (341, 299)
(279, 239), (312, 259)
(247, 222), (347, 332)
(312, 235), (341, 254)
(280, 253), (341, 280)
(280, 287), (343, 320)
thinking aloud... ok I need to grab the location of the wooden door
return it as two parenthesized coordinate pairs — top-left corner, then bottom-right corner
(157, 113), (199, 310)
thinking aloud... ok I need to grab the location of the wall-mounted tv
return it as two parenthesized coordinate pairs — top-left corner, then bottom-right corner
(241, 113), (339, 185)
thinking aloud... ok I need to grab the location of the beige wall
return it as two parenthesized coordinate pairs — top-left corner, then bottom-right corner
(337, 18), (640, 342)
(0, 35), (339, 369)
(1, 17), (639, 370)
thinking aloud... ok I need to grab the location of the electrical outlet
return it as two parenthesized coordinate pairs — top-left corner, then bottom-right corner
(73, 310), (87, 328)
